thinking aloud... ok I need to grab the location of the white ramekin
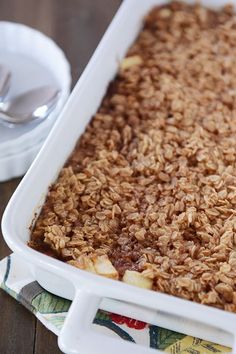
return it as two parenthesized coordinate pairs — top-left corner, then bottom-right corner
(0, 21), (71, 180)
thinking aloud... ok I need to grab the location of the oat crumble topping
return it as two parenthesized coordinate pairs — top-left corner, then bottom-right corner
(30, 2), (236, 312)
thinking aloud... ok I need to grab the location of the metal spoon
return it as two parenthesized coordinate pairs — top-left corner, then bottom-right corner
(0, 85), (60, 125)
(0, 65), (11, 101)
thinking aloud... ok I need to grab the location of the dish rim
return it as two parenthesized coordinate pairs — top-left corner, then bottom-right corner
(2, 0), (236, 352)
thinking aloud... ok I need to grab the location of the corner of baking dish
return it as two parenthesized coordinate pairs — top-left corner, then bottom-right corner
(2, 172), (236, 339)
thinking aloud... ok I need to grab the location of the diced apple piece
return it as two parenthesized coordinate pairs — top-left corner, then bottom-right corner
(93, 255), (118, 280)
(68, 257), (96, 274)
(83, 258), (96, 273)
(122, 270), (153, 289)
(120, 55), (143, 70)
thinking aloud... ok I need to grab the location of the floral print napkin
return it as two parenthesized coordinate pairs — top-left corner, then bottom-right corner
(0, 254), (231, 353)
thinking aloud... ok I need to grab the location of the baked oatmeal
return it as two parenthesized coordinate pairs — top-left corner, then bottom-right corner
(30, 2), (236, 312)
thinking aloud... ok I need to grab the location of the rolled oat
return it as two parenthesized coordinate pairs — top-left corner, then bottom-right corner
(30, 2), (236, 312)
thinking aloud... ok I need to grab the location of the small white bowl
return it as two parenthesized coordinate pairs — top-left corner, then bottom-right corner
(0, 139), (43, 182)
(0, 21), (71, 159)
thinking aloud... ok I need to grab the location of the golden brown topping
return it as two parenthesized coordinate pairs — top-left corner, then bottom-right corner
(30, 2), (236, 313)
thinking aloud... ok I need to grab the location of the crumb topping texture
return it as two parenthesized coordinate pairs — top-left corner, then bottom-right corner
(30, 2), (236, 312)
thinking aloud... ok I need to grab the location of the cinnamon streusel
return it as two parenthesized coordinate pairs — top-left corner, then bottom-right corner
(30, 2), (236, 312)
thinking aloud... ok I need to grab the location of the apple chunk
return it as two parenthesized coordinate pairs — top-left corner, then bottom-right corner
(122, 270), (153, 289)
(93, 255), (118, 280)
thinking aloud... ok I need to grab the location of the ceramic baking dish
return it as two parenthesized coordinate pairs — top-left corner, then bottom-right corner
(2, 0), (236, 353)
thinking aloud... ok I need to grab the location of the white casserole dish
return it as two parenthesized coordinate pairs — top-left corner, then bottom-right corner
(2, 1), (236, 353)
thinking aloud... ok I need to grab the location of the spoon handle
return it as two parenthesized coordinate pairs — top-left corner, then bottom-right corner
(0, 65), (11, 100)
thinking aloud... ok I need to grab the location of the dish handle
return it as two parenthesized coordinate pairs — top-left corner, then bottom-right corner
(58, 289), (165, 354)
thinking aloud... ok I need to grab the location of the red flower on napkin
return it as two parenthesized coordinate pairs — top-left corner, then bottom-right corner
(110, 313), (147, 330)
